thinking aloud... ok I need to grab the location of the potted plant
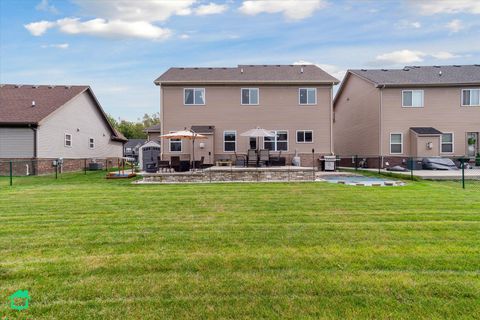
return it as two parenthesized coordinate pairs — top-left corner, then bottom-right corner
(476, 153), (480, 166)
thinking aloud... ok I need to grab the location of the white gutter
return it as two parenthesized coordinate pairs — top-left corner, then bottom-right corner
(330, 84), (334, 155)
(379, 85), (385, 165)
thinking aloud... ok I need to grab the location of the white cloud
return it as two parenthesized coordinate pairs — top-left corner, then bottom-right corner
(446, 19), (464, 32)
(396, 20), (421, 29)
(41, 43), (69, 49)
(72, 0), (197, 22)
(24, 20), (56, 36)
(376, 50), (426, 64)
(376, 49), (461, 64)
(293, 60), (346, 81)
(431, 51), (460, 59)
(195, 3), (228, 15)
(239, 0), (327, 21)
(36, 0), (59, 14)
(412, 0), (480, 15)
(56, 18), (171, 40)
(179, 34), (190, 39)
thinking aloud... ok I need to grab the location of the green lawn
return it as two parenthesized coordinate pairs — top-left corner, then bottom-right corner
(0, 172), (479, 319)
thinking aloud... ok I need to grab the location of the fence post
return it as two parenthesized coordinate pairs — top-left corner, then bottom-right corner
(84, 159), (87, 175)
(355, 155), (358, 171)
(378, 156), (381, 174)
(9, 161), (13, 186)
(312, 149), (315, 181)
(461, 158), (465, 189)
(55, 163), (58, 179)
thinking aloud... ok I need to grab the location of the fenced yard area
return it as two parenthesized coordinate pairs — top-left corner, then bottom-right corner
(0, 171), (479, 319)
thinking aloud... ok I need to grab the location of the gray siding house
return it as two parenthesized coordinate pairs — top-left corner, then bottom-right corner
(0, 84), (125, 174)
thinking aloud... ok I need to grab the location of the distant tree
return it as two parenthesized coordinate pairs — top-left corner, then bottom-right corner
(107, 112), (160, 139)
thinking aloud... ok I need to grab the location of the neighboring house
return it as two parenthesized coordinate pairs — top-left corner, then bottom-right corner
(124, 139), (146, 163)
(0, 84), (126, 174)
(333, 65), (480, 166)
(144, 124), (161, 141)
(154, 65), (339, 166)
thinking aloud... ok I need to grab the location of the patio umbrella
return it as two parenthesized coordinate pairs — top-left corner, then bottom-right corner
(160, 130), (207, 169)
(240, 128), (276, 150)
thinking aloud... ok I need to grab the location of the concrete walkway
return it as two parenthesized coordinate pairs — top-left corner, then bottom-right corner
(351, 167), (480, 180)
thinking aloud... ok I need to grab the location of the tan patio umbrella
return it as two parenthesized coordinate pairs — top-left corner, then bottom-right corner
(240, 127), (275, 151)
(160, 130), (207, 169)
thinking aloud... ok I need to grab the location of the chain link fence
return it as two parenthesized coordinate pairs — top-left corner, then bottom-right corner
(338, 155), (480, 189)
(0, 158), (122, 187)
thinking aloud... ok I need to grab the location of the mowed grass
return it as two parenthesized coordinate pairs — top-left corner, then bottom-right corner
(0, 172), (479, 319)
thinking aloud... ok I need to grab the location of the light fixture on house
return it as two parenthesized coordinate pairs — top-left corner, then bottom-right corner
(426, 142), (433, 150)
(199, 142), (205, 149)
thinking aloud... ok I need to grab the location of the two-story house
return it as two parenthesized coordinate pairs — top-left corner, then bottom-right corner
(333, 65), (480, 167)
(154, 65), (339, 166)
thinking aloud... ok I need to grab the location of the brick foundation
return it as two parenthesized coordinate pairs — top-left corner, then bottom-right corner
(0, 158), (120, 176)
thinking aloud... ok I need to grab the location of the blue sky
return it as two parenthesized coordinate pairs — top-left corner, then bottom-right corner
(1, 0), (479, 120)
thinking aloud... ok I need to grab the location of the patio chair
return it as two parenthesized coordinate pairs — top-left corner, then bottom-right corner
(269, 151), (285, 166)
(258, 149), (270, 167)
(234, 152), (246, 167)
(170, 156), (181, 172)
(192, 156), (205, 170)
(158, 160), (171, 172)
(247, 149), (257, 167)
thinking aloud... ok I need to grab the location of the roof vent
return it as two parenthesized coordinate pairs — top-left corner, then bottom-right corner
(474, 64), (480, 67)
(65, 85), (71, 89)
(240, 68), (244, 74)
(48, 85), (55, 89)
(300, 67), (304, 73)
(403, 67), (410, 71)
(208, 67), (212, 70)
(381, 69), (388, 71)
(438, 70), (442, 76)
(15, 84), (22, 88)
(31, 100), (36, 107)
(453, 65), (461, 67)
(433, 65), (441, 68)
(32, 85), (39, 88)
(361, 69), (367, 71)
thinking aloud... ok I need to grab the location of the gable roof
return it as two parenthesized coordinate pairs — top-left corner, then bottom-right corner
(334, 65), (480, 107)
(349, 65), (480, 87)
(0, 84), (126, 142)
(154, 65), (339, 85)
(124, 139), (147, 149)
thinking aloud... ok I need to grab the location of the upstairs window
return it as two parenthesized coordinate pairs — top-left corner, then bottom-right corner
(89, 138), (95, 149)
(402, 90), (423, 107)
(184, 88), (205, 105)
(441, 133), (454, 153)
(241, 88), (259, 105)
(296, 130), (313, 143)
(223, 131), (236, 152)
(462, 89), (480, 106)
(64, 133), (72, 147)
(299, 88), (317, 105)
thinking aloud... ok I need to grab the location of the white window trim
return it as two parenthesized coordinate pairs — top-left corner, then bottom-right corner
(461, 88), (480, 107)
(183, 88), (206, 105)
(296, 130), (314, 144)
(88, 137), (95, 149)
(402, 89), (424, 108)
(240, 88), (259, 105)
(64, 133), (72, 148)
(223, 130), (237, 153)
(298, 88), (317, 105)
(263, 130), (289, 152)
(389, 132), (403, 154)
(169, 131), (183, 153)
(440, 132), (454, 154)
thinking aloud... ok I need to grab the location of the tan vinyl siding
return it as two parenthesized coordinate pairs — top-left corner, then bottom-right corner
(0, 128), (34, 158)
(381, 87), (480, 156)
(36, 92), (123, 158)
(161, 85), (333, 161)
(333, 74), (380, 156)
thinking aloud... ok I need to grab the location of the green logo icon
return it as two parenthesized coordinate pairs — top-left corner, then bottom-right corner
(9, 290), (29, 311)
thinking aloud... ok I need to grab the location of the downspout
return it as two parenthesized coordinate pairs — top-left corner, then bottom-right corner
(159, 83), (164, 160)
(330, 83), (334, 155)
(379, 85), (385, 168)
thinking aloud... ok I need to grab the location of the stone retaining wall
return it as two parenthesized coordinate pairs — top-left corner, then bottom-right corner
(141, 169), (324, 184)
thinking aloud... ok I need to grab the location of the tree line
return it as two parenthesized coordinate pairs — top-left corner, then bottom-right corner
(107, 113), (160, 139)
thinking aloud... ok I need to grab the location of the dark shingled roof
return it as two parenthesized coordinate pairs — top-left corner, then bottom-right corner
(144, 124), (161, 132)
(191, 125), (215, 134)
(0, 84), (126, 141)
(124, 139), (147, 149)
(410, 127), (443, 135)
(154, 65), (339, 84)
(349, 65), (480, 87)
